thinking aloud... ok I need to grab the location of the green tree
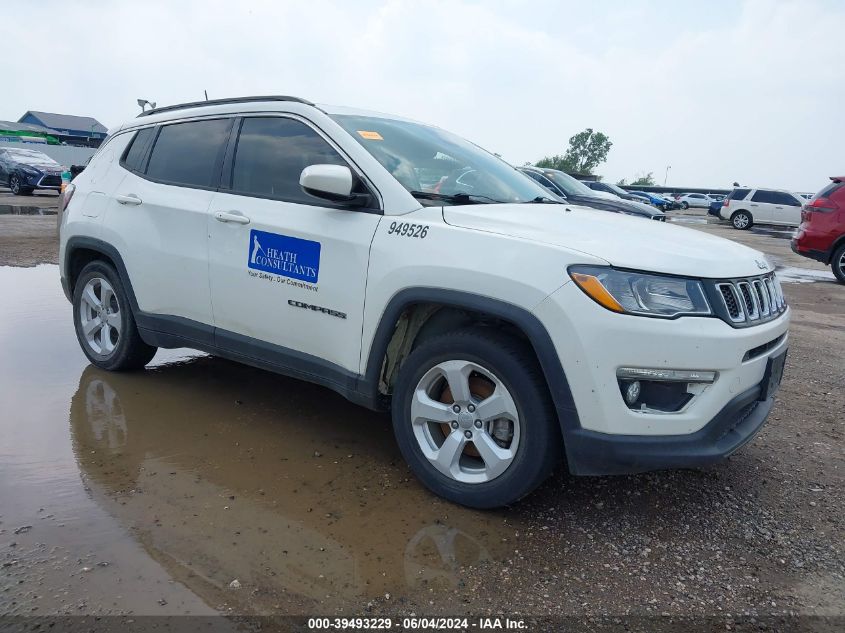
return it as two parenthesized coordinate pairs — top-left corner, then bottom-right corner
(630, 172), (656, 186)
(535, 128), (612, 175)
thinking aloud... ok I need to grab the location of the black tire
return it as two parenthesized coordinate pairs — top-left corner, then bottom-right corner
(681, 201), (689, 210)
(72, 261), (157, 371)
(831, 243), (845, 284)
(731, 210), (753, 230)
(391, 328), (561, 509)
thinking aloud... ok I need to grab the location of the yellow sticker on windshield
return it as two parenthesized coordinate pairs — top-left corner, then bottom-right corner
(357, 130), (383, 140)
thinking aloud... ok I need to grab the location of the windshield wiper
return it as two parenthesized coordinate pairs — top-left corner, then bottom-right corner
(409, 191), (504, 205)
(525, 196), (564, 204)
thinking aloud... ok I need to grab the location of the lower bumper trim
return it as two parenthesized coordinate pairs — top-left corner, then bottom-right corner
(565, 382), (774, 476)
(790, 240), (828, 263)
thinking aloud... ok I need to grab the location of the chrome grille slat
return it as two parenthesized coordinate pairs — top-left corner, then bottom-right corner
(713, 272), (785, 326)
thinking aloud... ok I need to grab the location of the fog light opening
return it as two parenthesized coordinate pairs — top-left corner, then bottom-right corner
(616, 367), (717, 413)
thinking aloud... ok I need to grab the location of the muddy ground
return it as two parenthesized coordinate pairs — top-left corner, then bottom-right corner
(0, 210), (842, 631)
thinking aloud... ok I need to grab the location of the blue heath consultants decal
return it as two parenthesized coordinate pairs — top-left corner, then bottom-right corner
(248, 229), (320, 284)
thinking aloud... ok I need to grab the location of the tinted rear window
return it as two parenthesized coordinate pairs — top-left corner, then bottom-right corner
(146, 118), (232, 188)
(121, 127), (156, 172)
(727, 188), (750, 201)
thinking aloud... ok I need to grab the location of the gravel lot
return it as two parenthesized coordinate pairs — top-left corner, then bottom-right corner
(0, 209), (842, 631)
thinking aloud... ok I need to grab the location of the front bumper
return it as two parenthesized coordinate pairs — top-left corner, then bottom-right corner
(25, 173), (62, 190)
(564, 378), (774, 475)
(532, 280), (790, 473)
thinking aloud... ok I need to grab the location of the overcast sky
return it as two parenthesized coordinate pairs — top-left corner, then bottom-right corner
(8, 0), (843, 191)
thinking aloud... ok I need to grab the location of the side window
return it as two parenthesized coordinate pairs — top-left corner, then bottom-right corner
(146, 118), (232, 188)
(751, 190), (779, 204)
(231, 117), (348, 204)
(775, 192), (801, 206)
(728, 188), (750, 201)
(121, 127), (156, 173)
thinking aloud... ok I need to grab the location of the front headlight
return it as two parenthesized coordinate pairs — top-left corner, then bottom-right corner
(569, 265), (711, 318)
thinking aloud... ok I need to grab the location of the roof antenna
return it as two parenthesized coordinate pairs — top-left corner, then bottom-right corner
(204, 90), (209, 101)
(137, 98), (156, 113)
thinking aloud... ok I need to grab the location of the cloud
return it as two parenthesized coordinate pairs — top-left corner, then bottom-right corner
(5, 0), (843, 191)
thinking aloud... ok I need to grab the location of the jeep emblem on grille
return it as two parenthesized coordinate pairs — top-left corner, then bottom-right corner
(755, 259), (769, 270)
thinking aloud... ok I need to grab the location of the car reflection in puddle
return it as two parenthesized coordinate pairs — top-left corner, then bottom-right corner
(70, 360), (508, 610)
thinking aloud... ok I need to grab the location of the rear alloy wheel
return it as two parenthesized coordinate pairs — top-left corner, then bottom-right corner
(831, 243), (845, 284)
(682, 201), (689, 210)
(73, 261), (157, 371)
(732, 210), (752, 230)
(392, 329), (560, 508)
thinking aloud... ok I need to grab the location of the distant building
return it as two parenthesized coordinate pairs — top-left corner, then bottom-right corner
(17, 111), (108, 147)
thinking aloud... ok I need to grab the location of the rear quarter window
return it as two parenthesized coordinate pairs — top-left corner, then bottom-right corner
(727, 188), (750, 201)
(145, 118), (232, 188)
(121, 127), (156, 173)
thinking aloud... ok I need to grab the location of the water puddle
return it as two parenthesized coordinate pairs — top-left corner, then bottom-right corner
(667, 216), (710, 225)
(0, 265), (516, 615)
(776, 266), (837, 284)
(750, 226), (794, 240)
(0, 204), (57, 215)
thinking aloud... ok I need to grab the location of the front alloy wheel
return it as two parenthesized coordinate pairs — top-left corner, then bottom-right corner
(10, 175), (21, 195)
(411, 360), (520, 484)
(391, 329), (560, 508)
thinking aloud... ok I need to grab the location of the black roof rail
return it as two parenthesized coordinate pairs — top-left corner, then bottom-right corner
(137, 95), (314, 118)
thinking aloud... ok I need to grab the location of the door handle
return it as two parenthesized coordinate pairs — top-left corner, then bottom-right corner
(750, 203), (758, 207)
(214, 211), (250, 225)
(116, 194), (142, 206)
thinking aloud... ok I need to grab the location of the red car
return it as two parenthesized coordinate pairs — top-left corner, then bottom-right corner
(791, 176), (845, 283)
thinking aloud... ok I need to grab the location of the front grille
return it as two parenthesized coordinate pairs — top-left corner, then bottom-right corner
(712, 272), (786, 327)
(39, 175), (61, 186)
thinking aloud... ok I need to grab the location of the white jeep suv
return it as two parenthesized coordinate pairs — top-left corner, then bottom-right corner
(58, 96), (790, 508)
(720, 187), (805, 229)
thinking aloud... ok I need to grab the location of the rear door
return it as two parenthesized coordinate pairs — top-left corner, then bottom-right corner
(748, 189), (777, 222)
(770, 191), (803, 225)
(106, 117), (232, 327)
(207, 114), (381, 375)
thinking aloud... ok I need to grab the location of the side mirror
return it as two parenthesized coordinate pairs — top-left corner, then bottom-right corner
(300, 164), (370, 207)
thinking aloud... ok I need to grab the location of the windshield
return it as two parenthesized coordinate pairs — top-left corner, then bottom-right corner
(5, 148), (56, 164)
(602, 182), (629, 196)
(540, 170), (598, 197)
(331, 114), (550, 205)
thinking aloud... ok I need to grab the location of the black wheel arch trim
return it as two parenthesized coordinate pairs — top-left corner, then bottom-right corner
(63, 241), (583, 461)
(362, 287), (582, 448)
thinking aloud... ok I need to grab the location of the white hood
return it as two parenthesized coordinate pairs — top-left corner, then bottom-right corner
(443, 203), (771, 279)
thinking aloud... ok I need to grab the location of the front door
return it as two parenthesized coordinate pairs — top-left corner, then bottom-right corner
(208, 115), (381, 375)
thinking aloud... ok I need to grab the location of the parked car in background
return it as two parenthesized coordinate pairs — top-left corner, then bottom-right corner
(676, 193), (714, 209)
(719, 187), (804, 230)
(708, 199), (723, 217)
(584, 180), (641, 201)
(791, 177), (845, 283)
(518, 167), (665, 220)
(628, 190), (675, 210)
(709, 194), (726, 202)
(0, 147), (63, 195)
